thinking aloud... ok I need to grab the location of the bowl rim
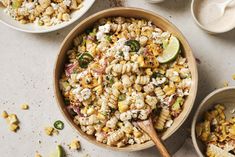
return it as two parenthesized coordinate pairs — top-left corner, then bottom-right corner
(191, 86), (235, 157)
(0, 0), (95, 33)
(54, 7), (198, 151)
(190, 0), (235, 34)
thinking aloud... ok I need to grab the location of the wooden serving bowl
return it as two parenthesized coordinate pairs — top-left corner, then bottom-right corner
(54, 7), (198, 151)
(191, 87), (235, 157)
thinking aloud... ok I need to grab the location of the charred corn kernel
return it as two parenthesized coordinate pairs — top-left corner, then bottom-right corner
(9, 123), (19, 132)
(201, 132), (210, 142)
(97, 76), (102, 85)
(102, 127), (109, 132)
(163, 85), (176, 96)
(171, 76), (181, 83)
(133, 130), (143, 138)
(81, 106), (88, 115)
(53, 129), (59, 135)
(145, 68), (153, 76)
(62, 13), (70, 21)
(118, 101), (129, 113)
(93, 85), (103, 95)
(69, 139), (81, 150)
(20, 103), (29, 110)
(220, 113), (225, 120)
(120, 61), (126, 65)
(230, 125), (235, 135)
(57, 12), (62, 20)
(130, 55), (137, 62)
(7, 114), (19, 124)
(233, 74), (235, 80)
(137, 55), (144, 67)
(113, 82), (123, 91)
(38, 20), (44, 26)
(134, 84), (142, 92)
(35, 152), (42, 157)
(223, 81), (228, 87)
(159, 69), (165, 75)
(230, 117), (235, 123)
(97, 113), (106, 120)
(125, 133), (132, 138)
(215, 104), (225, 110)
(44, 127), (54, 136)
(87, 107), (95, 116)
(20, 19), (27, 24)
(1, 110), (8, 118)
(117, 122), (123, 128)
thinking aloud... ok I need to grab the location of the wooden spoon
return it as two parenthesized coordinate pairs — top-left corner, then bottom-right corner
(0, 1), (6, 7)
(137, 118), (171, 157)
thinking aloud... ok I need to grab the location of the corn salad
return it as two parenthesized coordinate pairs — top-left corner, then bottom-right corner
(59, 17), (192, 147)
(1, 0), (83, 26)
(196, 104), (235, 157)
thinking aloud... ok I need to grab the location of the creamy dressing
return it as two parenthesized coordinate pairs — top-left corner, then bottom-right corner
(195, 0), (235, 32)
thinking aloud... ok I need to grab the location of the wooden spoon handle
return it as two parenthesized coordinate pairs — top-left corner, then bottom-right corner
(149, 132), (171, 157)
(138, 119), (171, 157)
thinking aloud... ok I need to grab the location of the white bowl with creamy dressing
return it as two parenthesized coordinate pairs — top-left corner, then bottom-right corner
(0, 0), (95, 33)
(191, 0), (235, 33)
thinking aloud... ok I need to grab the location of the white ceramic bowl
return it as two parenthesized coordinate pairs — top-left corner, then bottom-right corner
(191, 0), (235, 34)
(0, 0), (95, 33)
(192, 87), (235, 156)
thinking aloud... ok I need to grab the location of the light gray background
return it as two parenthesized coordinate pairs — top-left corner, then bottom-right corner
(0, 0), (235, 156)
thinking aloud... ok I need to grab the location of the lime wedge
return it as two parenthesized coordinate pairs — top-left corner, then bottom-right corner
(49, 145), (64, 157)
(157, 36), (180, 64)
(162, 39), (169, 50)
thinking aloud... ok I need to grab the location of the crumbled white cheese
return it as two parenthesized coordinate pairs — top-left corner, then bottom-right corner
(128, 138), (135, 145)
(182, 78), (191, 88)
(152, 32), (161, 39)
(99, 24), (111, 33)
(138, 110), (148, 120)
(122, 45), (130, 61)
(63, 0), (71, 6)
(114, 38), (126, 51)
(120, 111), (132, 121)
(72, 86), (82, 95)
(161, 31), (171, 39)
(147, 21), (153, 26)
(96, 24), (111, 40)
(80, 88), (91, 100)
(18, 8), (28, 15)
(180, 68), (190, 78)
(23, 2), (35, 10)
(51, 3), (59, 10)
(173, 71), (179, 76)
(96, 31), (103, 41)
(135, 93), (145, 109)
(76, 70), (88, 80)
(165, 119), (173, 128)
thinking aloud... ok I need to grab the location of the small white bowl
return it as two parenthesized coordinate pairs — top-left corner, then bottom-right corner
(0, 0), (95, 33)
(191, 0), (235, 34)
(192, 87), (235, 157)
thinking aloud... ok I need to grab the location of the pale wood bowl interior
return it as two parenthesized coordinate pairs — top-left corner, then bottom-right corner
(54, 7), (198, 151)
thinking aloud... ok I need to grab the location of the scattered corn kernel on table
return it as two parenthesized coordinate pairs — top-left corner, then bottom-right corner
(0, 0), (235, 157)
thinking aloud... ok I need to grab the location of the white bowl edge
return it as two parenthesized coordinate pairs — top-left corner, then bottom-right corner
(0, 0), (95, 33)
(190, 0), (235, 34)
(191, 86), (235, 157)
